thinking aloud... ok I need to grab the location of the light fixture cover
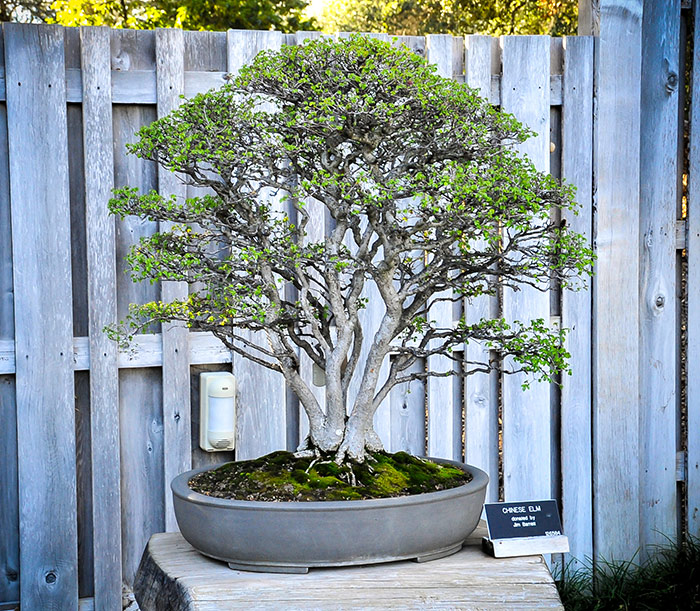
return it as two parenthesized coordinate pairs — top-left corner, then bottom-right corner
(199, 372), (236, 452)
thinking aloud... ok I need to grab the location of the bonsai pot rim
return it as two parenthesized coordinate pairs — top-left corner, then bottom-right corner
(172, 455), (488, 511)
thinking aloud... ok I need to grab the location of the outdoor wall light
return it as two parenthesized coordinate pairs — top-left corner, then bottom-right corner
(199, 372), (236, 452)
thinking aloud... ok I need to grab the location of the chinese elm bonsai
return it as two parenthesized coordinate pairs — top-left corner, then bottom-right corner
(108, 34), (593, 469)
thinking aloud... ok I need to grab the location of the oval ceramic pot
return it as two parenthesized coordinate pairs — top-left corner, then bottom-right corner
(172, 456), (488, 573)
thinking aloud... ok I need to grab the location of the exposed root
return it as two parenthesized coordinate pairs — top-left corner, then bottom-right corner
(294, 436), (320, 459)
(304, 457), (319, 474)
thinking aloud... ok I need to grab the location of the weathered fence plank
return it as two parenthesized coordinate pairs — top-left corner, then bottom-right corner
(0, 374), (18, 606)
(639, 0), (681, 552)
(560, 35), (594, 567)
(389, 359), (426, 455)
(4, 22), (79, 609)
(184, 30), (227, 75)
(226, 29), (288, 460)
(0, 25), (19, 607)
(593, 0), (643, 561)
(500, 35), (552, 502)
(64, 28), (94, 597)
(182, 30), (232, 470)
(426, 34), (462, 461)
(80, 25), (123, 610)
(464, 34), (500, 501)
(119, 369), (165, 586)
(111, 28), (165, 588)
(686, 0), (700, 540)
(156, 27), (192, 533)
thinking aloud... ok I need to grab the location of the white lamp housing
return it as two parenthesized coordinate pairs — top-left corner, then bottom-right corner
(199, 372), (236, 452)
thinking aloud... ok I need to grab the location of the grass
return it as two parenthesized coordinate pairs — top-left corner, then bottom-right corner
(555, 535), (700, 610)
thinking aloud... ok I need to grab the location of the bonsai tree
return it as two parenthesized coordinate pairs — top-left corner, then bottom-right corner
(109, 34), (593, 464)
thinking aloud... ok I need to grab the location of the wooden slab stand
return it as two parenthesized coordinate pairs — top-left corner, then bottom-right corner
(134, 523), (564, 610)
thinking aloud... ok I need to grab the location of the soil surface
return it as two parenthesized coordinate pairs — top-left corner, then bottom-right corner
(189, 450), (472, 501)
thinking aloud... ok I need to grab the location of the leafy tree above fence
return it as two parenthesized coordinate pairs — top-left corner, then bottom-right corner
(49, 0), (317, 31)
(319, 0), (577, 37)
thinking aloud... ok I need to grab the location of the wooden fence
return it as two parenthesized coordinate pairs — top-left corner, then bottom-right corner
(0, 9), (696, 609)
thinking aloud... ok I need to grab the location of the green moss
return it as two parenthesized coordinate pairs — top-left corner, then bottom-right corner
(308, 475), (341, 489)
(315, 461), (342, 477)
(189, 450), (472, 502)
(367, 462), (410, 496)
(291, 469), (309, 484)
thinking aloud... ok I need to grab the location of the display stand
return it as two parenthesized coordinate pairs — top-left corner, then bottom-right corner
(134, 522), (564, 610)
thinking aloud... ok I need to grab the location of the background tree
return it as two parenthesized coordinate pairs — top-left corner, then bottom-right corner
(0, 0), (53, 22)
(49, 0), (317, 31)
(109, 35), (592, 463)
(320, 0), (576, 37)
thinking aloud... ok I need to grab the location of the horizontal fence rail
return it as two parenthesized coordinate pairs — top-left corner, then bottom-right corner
(0, 19), (694, 610)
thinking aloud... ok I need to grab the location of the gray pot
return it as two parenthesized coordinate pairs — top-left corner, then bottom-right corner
(172, 456), (488, 573)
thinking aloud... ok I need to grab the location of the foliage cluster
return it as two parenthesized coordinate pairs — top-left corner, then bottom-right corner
(48, 0), (316, 31)
(319, 0), (577, 37)
(109, 35), (593, 461)
(0, 0), (52, 22)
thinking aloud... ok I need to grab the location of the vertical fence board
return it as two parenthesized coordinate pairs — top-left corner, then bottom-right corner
(463, 34), (500, 500)
(67, 82), (97, 603)
(112, 27), (165, 587)
(686, 0), (700, 540)
(560, 35), (594, 566)
(639, 0), (681, 552)
(183, 31), (232, 469)
(156, 27), (192, 533)
(64, 28), (95, 597)
(227, 30), (288, 460)
(4, 23), (79, 609)
(74, 371), (94, 599)
(118, 370), (164, 585)
(389, 360), (426, 455)
(593, 0), (643, 561)
(500, 36), (552, 502)
(184, 30), (227, 73)
(81, 26), (123, 610)
(0, 376), (18, 605)
(0, 25), (19, 606)
(425, 34), (461, 460)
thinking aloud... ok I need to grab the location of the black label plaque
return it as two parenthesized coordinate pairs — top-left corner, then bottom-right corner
(484, 500), (563, 540)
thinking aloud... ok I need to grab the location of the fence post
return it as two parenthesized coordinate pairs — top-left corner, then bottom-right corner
(592, 0), (644, 561)
(500, 35), (552, 503)
(639, 0), (681, 553)
(686, 0), (700, 540)
(156, 27), (192, 533)
(560, 35), (594, 568)
(4, 23), (79, 609)
(81, 25), (123, 610)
